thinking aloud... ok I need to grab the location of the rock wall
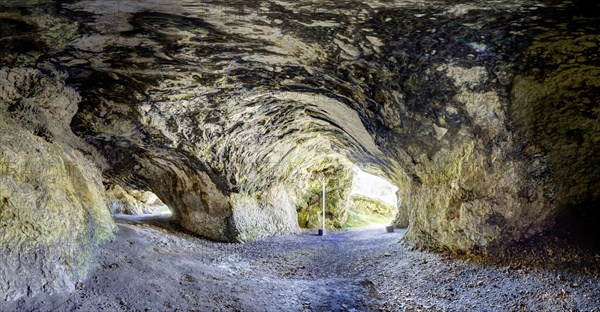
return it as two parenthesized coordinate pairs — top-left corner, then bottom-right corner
(60, 0), (597, 251)
(394, 189), (409, 229)
(0, 68), (115, 301)
(510, 27), (600, 242)
(510, 30), (600, 211)
(230, 185), (299, 242)
(396, 4), (600, 252)
(395, 59), (558, 251)
(0, 0), (598, 270)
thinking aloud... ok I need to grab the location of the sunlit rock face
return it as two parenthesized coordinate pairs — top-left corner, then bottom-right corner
(105, 184), (165, 215)
(0, 0), (598, 289)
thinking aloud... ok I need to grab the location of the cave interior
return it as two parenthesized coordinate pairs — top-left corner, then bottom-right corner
(0, 0), (599, 310)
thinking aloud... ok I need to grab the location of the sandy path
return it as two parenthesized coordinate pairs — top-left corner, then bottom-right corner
(2, 220), (599, 311)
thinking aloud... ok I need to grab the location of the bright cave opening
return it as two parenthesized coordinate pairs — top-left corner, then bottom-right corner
(105, 183), (172, 221)
(346, 168), (398, 228)
(294, 157), (399, 231)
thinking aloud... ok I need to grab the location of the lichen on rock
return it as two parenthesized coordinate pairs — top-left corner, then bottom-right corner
(0, 68), (115, 301)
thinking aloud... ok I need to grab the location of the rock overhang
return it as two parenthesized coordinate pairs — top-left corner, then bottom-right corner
(1, 0), (599, 250)
(1, 0), (600, 302)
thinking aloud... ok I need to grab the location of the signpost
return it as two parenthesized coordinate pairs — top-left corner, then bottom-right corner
(319, 173), (326, 236)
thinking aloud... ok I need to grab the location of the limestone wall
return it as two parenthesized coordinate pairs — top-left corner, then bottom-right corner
(0, 68), (115, 300)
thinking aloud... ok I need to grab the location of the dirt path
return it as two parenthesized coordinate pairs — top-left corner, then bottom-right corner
(2, 219), (600, 311)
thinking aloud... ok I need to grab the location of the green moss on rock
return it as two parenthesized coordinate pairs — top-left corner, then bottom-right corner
(0, 68), (115, 301)
(295, 158), (353, 229)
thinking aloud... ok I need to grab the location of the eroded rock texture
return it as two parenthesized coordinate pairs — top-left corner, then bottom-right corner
(0, 68), (115, 301)
(0, 0), (599, 300)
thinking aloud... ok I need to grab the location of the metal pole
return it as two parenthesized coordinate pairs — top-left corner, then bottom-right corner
(321, 174), (326, 235)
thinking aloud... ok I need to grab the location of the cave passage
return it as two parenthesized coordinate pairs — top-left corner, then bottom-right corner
(106, 184), (173, 218)
(0, 0), (599, 310)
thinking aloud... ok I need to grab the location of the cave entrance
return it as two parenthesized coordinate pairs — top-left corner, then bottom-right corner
(345, 168), (398, 228)
(295, 159), (399, 231)
(105, 183), (172, 221)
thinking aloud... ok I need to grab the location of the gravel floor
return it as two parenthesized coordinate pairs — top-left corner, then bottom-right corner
(2, 217), (599, 311)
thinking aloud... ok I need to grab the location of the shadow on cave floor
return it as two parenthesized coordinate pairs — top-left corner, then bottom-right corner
(111, 210), (223, 241)
(461, 231), (600, 277)
(558, 201), (600, 251)
(467, 201), (600, 276)
(4, 221), (600, 311)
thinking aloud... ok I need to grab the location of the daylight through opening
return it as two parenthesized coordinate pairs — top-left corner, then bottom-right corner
(346, 168), (398, 228)
(105, 183), (172, 220)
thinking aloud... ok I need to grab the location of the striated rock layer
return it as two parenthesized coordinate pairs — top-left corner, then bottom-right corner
(0, 0), (599, 300)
